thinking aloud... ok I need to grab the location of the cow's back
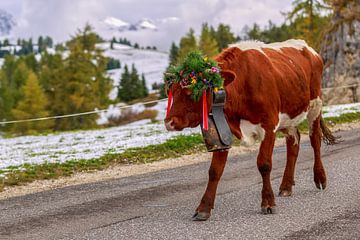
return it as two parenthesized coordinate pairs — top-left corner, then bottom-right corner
(222, 40), (323, 125)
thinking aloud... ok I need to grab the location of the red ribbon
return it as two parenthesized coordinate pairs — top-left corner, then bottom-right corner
(202, 90), (208, 131)
(166, 90), (173, 118)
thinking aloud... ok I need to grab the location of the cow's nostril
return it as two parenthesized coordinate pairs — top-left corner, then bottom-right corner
(165, 119), (175, 131)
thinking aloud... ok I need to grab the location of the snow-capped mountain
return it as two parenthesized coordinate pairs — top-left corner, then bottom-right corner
(103, 17), (158, 32)
(103, 17), (130, 31)
(134, 19), (157, 31)
(0, 9), (15, 36)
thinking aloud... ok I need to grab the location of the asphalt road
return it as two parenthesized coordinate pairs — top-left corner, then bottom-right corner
(1, 128), (360, 240)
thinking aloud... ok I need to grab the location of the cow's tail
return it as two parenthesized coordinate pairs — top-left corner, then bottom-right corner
(320, 115), (339, 145)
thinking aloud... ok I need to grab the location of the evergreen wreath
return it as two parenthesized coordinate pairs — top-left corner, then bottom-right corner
(164, 51), (224, 101)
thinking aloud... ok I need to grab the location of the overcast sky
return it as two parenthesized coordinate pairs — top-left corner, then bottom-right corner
(0, 0), (293, 51)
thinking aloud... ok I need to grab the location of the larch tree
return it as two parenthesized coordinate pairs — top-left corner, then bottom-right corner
(215, 23), (236, 51)
(53, 24), (112, 130)
(0, 56), (30, 122)
(11, 71), (53, 134)
(286, 0), (331, 48)
(177, 28), (198, 63)
(199, 23), (219, 58)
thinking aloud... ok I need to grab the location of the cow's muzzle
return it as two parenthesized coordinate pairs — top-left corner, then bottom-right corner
(165, 119), (175, 131)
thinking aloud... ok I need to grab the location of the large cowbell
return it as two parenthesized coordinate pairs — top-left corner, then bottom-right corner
(201, 90), (232, 152)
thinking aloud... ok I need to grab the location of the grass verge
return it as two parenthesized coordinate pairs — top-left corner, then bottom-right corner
(0, 112), (360, 192)
(0, 134), (205, 191)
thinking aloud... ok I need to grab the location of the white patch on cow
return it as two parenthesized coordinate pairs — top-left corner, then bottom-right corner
(274, 97), (323, 143)
(229, 40), (265, 53)
(275, 112), (308, 132)
(307, 96), (323, 135)
(239, 120), (265, 146)
(230, 39), (318, 56)
(275, 112), (307, 145)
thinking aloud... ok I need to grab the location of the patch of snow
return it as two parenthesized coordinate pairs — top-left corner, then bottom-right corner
(0, 45), (22, 52)
(104, 17), (130, 29)
(45, 47), (56, 55)
(323, 102), (360, 118)
(0, 116), (199, 171)
(136, 19), (157, 30)
(96, 104), (123, 125)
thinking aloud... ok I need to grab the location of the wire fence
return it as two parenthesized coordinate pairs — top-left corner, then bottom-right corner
(0, 84), (357, 125)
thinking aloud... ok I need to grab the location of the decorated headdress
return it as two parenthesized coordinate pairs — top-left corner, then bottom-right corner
(164, 51), (225, 130)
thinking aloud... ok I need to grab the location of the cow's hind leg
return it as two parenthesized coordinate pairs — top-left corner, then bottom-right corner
(257, 130), (276, 214)
(193, 150), (228, 221)
(279, 128), (300, 197)
(310, 116), (327, 189)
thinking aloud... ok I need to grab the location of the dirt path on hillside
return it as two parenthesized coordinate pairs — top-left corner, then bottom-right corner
(0, 121), (359, 200)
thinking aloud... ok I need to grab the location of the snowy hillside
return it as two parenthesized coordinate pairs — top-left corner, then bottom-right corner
(97, 42), (169, 99)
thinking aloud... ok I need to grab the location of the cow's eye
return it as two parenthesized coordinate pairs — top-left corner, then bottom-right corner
(183, 88), (192, 96)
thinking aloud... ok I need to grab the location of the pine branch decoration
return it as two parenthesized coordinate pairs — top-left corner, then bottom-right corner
(164, 51), (224, 101)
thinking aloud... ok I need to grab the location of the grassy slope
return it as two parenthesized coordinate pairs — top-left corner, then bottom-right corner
(1, 112), (359, 191)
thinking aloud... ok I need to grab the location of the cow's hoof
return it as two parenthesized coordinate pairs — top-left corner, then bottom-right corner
(261, 206), (276, 214)
(314, 168), (327, 190)
(315, 181), (327, 190)
(192, 212), (210, 221)
(278, 190), (292, 197)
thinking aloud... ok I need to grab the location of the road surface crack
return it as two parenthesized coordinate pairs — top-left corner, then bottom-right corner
(91, 216), (144, 230)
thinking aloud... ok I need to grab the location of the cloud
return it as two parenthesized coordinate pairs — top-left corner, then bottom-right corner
(13, 0), (106, 41)
(7, 0), (292, 50)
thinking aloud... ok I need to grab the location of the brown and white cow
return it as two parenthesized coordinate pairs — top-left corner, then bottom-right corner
(165, 39), (335, 221)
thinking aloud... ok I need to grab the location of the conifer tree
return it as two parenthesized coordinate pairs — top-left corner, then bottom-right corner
(11, 72), (53, 134)
(118, 64), (132, 102)
(215, 23), (236, 50)
(286, 0), (330, 47)
(199, 23), (219, 58)
(118, 64), (148, 102)
(177, 28), (197, 63)
(130, 63), (143, 99)
(44, 36), (53, 48)
(168, 42), (179, 66)
(39, 51), (64, 119)
(0, 56), (30, 121)
(52, 24), (112, 130)
(141, 73), (149, 97)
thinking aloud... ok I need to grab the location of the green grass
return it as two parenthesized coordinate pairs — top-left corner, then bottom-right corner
(0, 134), (205, 191)
(324, 112), (360, 124)
(0, 111), (359, 192)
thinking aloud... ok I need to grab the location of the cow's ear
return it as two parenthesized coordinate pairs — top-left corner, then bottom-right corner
(221, 70), (236, 87)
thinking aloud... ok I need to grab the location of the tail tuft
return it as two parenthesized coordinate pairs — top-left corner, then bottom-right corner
(320, 116), (340, 145)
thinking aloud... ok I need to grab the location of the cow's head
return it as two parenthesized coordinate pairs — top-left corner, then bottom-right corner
(164, 69), (236, 131)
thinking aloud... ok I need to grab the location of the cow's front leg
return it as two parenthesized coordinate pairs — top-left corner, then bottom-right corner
(257, 130), (276, 214)
(193, 150), (228, 221)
